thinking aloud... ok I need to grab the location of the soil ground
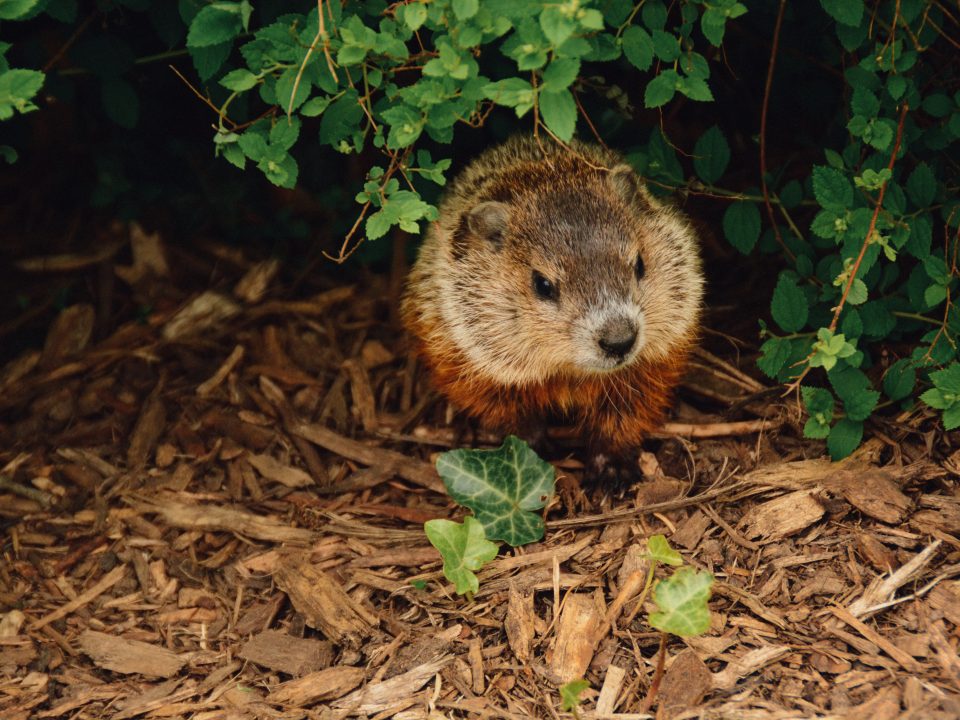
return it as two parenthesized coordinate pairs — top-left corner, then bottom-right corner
(1, 230), (959, 720)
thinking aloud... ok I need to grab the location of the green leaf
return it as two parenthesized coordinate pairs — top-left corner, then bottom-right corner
(436, 435), (556, 547)
(882, 359), (915, 401)
(0, 68), (44, 119)
(820, 0), (863, 26)
(220, 68), (258, 91)
(452, 0), (478, 20)
(646, 534), (683, 566)
(827, 418), (863, 460)
(943, 405), (960, 431)
(812, 165), (853, 211)
(723, 201), (761, 254)
(757, 337), (791, 378)
(678, 76), (713, 102)
(540, 7), (575, 46)
(403, 2), (427, 30)
(649, 567), (713, 637)
(539, 88), (576, 142)
(560, 680), (590, 713)
(846, 278), (868, 305)
(0, 0), (40, 20)
(644, 70), (678, 108)
(541, 58), (580, 93)
(424, 516), (499, 595)
(621, 25), (653, 71)
(930, 363), (960, 393)
(186, 3), (243, 48)
(651, 29), (679, 61)
(693, 126), (730, 184)
(101, 77), (139, 129)
(906, 163), (936, 207)
(319, 90), (363, 148)
(770, 274), (809, 333)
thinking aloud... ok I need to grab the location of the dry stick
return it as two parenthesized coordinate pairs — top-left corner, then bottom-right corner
(572, 89), (609, 150)
(785, 102), (910, 394)
(287, 0), (339, 120)
(42, 10), (98, 73)
(760, 0), (795, 262)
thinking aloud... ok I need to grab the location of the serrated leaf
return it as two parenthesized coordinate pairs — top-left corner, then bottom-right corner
(646, 534), (683, 566)
(693, 126), (730, 185)
(757, 337), (791, 378)
(436, 436), (556, 546)
(644, 70), (678, 108)
(403, 2), (427, 30)
(821, 0), (863, 26)
(101, 77), (139, 129)
(0, 0), (40, 20)
(906, 163), (936, 207)
(424, 516), (499, 595)
(812, 165), (853, 211)
(770, 274), (809, 333)
(827, 418), (863, 460)
(319, 89), (363, 147)
(651, 29), (679, 61)
(220, 68), (258, 91)
(539, 88), (576, 142)
(846, 278), (868, 305)
(621, 25), (653, 71)
(648, 567), (713, 637)
(930, 363), (960, 393)
(882, 359), (915, 401)
(559, 679), (590, 712)
(187, 4), (242, 48)
(540, 7), (575, 46)
(541, 58), (580, 93)
(722, 201), (761, 254)
(0, 68), (44, 117)
(452, 0), (478, 20)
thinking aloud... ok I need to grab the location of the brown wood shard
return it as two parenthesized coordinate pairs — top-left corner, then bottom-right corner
(77, 630), (186, 678)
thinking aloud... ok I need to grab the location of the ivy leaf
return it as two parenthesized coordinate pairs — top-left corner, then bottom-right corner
(723, 201), (761, 254)
(812, 165), (853, 211)
(693, 126), (730, 184)
(770, 273), (809, 333)
(648, 567), (713, 637)
(621, 26), (654, 71)
(436, 436), (556, 546)
(539, 88), (576, 142)
(827, 418), (863, 460)
(646, 534), (683, 566)
(559, 679), (591, 713)
(424, 517), (499, 596)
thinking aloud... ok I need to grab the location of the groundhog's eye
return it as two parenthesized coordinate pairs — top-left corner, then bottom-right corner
(634, 255), (646, 281)
(532, 271), (558, 301)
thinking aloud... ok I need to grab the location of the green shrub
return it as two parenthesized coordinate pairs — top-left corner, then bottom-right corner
(3, 0), (958, 457)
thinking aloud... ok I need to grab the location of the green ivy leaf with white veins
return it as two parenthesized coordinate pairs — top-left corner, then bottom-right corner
(436, 435), (556, 546)
(424, 516), (499, 595)
(649, 567), (714, 637)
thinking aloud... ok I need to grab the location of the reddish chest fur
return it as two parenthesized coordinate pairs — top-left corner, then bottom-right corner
(406, 314), (688, 454)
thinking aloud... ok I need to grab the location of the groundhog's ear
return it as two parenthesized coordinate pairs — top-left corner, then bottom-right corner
(467, 201), (510, 245)
(608, 164), (657, 211)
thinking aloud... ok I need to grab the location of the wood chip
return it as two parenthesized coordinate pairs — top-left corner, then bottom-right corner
(77, 630), (186, 678)
(740, 490), (825, 540)
(505, 584), (535, 663)
(246, 452), (314, 488)
(267, 665), (365, 706)
(239, 629), (332, 675)
(658, 649), (713, 719)
(273, 554), (377, 646)
(30, 564), (128, 630)
(549, 592), (603, 683)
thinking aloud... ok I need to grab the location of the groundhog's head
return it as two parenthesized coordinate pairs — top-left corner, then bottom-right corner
(437, 154), (704, 387)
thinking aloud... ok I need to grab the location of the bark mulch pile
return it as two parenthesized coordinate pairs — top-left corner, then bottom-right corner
(1, 230), (959, 719)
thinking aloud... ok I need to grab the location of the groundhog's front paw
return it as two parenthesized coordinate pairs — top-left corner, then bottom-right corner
(585, 452), (641, 487)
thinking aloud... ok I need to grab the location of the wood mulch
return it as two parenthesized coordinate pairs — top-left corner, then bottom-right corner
(1, 229), (959, 720)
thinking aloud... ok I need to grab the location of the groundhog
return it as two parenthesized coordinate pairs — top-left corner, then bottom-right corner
(401, 136), (704, 461)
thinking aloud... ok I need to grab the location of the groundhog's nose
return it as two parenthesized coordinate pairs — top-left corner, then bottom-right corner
(598, 319), (638, 359)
